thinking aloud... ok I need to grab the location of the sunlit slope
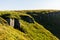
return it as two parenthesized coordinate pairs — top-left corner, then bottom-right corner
(0, 23), (58, 40)
(0, 24), (31, 40)
(0, 10), (59, 40)
(20, 20), (59, 40)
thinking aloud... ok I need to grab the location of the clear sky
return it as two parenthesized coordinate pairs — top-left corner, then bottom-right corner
(0, 0), (60, 10)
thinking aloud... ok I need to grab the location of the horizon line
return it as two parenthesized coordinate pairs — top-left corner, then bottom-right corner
(0, 9), (60, 11)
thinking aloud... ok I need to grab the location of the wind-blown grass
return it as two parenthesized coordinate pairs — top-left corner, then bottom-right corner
(0, 10), (59, 40)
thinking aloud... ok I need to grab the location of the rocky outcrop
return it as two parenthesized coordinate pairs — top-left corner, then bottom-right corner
(0, 14), (20, 30)
(27, 11), (60, 39)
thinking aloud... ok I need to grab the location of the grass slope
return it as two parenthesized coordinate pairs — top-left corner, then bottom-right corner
(0, 24), (30, 40)
(0, 10), (59, 40)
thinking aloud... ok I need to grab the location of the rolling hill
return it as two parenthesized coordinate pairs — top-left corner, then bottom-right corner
(0, 10), (59, 40)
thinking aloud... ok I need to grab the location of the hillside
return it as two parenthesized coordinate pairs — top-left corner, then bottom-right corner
(0, 10), (59, 40)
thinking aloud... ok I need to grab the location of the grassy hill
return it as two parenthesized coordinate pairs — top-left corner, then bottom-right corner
(0, 10), (59, 40)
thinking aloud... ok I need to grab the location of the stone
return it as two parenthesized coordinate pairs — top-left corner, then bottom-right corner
(20, 16), (34, 23)
(0, 14), (20, 30)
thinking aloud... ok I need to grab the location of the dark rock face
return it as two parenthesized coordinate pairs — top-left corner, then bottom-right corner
(20, 16), (34, 23)
(0, 14), (20, 30)
(27, 11), (60, 39)
(14, 19), (20, 30)
(5, 18), (10, 24)
(0, 14), (10, 19)
(0, 14), (26, 33)
(0, 14), (10, 24)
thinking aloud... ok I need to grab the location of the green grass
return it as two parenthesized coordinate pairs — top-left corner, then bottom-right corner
(0, 10), (59, 40)
(0, 24), (31, 40)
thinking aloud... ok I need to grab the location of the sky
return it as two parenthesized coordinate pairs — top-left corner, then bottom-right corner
(0, 0), (60, 10)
